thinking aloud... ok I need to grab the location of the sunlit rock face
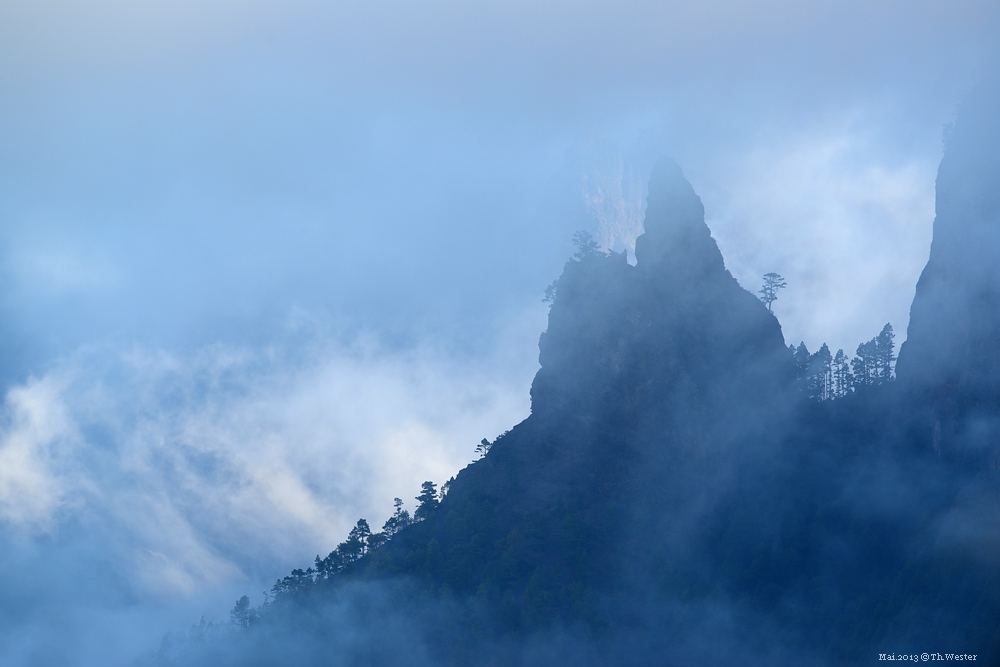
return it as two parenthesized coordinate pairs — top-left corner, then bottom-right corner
(898, 75), (1000, 417)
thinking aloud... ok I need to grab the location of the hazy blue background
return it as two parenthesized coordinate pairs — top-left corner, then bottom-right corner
(0, 0), (998, 663)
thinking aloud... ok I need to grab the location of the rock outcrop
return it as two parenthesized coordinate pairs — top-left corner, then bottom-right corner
(176, 123), (1000, 667)
(531, 157), (792, 442)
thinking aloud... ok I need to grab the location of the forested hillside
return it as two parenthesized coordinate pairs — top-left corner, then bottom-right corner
(145, 78), (1000, 667)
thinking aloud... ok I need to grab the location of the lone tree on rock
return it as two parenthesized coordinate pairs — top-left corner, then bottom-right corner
(759, 273), (787, 312)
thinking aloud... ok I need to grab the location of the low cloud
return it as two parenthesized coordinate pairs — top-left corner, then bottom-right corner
(0, 316), (540, 664)
(700, 118), (939, 353)
(0, 374), (76, 530)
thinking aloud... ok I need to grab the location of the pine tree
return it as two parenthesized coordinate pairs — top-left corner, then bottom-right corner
(806, 344), (833, 400)
(875, 323), (896, 382)
(440, 476), (454, 501)
(230, 595), (252, 630)
(382, 497), (412, 536)
(850, 324), (895, 390)
(832, 349), (852, 397)
(852, 340), (878, 389)
(348, 519), (371, 556)
(571, 231), (602, 261)
(759, 273), (787, 312)
(415, 481), (439, 521)
(793, 342), (810, 379)
(476, 438), (492, 458)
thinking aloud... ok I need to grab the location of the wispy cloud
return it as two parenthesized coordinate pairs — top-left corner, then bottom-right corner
(701, 117), (939, 353)
(0, 319), (539, 662)
(0, 374), (76, 530)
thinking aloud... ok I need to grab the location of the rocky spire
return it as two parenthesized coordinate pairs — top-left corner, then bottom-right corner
(633, 157), (727, 279)
(531, 157), (790, 422)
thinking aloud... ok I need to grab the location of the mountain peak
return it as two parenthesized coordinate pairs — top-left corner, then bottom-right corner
(530, 157), (788, 421)
(633, 157), (725, 277)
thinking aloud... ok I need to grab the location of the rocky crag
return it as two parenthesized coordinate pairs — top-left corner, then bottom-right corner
(152, 76), (1000, 667)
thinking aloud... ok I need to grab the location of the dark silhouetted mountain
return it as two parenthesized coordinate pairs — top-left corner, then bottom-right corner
(148, 80), (1000, 667)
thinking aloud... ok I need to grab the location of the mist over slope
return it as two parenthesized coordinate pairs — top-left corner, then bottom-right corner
(148, 78), (1000, 666)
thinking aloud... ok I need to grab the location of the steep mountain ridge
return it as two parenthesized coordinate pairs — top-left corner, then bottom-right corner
(358, 144), (1000, 662)
(533, 157), (791, 427)
(322, 158), (814, 664)
(150, 79), (1000, 667)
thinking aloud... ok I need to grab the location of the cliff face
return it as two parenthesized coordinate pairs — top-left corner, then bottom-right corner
(354, 154), (1000, 663)
(175, 130), (1000, 667)
(363, 158), (800, 633)
(396, 152), (1000, 663)
(898, 75), (1000, 415)
(364, 159), (809, 655)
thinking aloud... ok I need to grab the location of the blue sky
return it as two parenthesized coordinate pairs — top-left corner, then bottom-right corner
(0, 0), (998, 663)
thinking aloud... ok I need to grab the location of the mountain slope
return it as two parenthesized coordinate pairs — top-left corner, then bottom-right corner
(149, 81), (1000, 667)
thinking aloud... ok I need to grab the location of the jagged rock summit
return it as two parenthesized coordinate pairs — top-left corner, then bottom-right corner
(155, 146), (1000, 667)
(363, 158), (798, 626)
(633, 157), (726, 278)
(353, 154), (998, 660)
(531, 156), (790, 432)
